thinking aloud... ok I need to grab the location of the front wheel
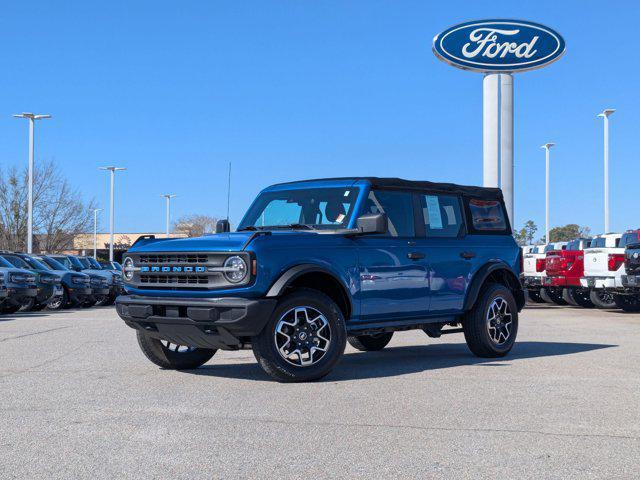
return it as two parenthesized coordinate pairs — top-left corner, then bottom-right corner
(590, 289), (616, 309)
(136, 331), (217, 369)
(463, 283), (518, 358)
(348, 332), (393, 351)
(252, 288), (347, 382)
(613, 294), (640, 312)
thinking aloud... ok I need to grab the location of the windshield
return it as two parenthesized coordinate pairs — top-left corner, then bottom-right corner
(40, 256), (69, 271)
(76, 257), (92, 269)
(1, 254), (32, 270)
(23, 256), (52, 271)
(86, 257), (103, 269)
(0, 256), (13, 268)
(238, 187), (359, 230)
(620, 232), (639, 247)
(51, 256), (73, 269)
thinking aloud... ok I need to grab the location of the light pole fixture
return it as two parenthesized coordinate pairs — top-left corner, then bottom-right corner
(541, 143), (555, 243)
(99, 166), (126, 261)
(92, 208), (103, 259)
(13, 112), (52, 253)
(160, 194), (177, 236)
(597, 109), (615, 233)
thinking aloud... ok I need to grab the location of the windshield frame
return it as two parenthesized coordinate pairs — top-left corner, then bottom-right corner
(39, 256), (70, 271)
(1, 254), (33, 270)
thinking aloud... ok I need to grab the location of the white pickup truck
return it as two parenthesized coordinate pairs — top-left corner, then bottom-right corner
(523, 242), (567, 303)
(581, 233), (625, 308)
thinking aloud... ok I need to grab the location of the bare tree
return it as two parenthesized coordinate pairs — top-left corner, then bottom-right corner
(0, 160), (96, 252)
(173, 214), (219, 237)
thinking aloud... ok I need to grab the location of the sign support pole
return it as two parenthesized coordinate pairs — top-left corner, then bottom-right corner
(500, 74), (514, 225)
(482, 74), (499, 188)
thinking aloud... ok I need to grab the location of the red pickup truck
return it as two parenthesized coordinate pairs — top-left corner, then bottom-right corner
(542, 238), (593, 307)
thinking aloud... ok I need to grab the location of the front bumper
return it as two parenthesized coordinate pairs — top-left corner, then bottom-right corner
(6, 286), (38, 305)
(621, 275), (640, 291)
(116, 295), (277, 350)
(91, 287), (111, 296)
(68, 286), (92, 303)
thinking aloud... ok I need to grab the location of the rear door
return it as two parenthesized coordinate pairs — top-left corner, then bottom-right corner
(413, 192), (470, 314)
(354, 189), (430, 322)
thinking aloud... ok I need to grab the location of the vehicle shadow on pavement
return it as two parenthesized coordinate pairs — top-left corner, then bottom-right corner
(187, 341), (615, 382)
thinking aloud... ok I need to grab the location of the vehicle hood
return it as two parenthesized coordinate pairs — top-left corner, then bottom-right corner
(82, 269), (114, 280)
(128, 231), (318, 253)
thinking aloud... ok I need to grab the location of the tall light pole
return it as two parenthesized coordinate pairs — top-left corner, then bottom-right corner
(99, 166), (126, 261)
(12, 112), (52, 253)
(541, 143), (555, 243)
(92, 208), (103, 259)
(161, 194), (176, 236)
(598, 109), (615, 233)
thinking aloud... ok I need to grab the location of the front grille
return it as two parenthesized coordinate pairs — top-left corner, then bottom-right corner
(140, 275), (208, 285)
(127, 251), (251, 290)
(139, 254), (208, 264)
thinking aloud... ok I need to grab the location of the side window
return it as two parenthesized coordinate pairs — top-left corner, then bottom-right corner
(467, 199), (507, 232)
(420, 194), (463, 238)
(363, 190), (414, 237)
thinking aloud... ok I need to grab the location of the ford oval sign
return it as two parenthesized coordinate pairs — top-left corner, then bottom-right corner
(433, 19), (565, 73)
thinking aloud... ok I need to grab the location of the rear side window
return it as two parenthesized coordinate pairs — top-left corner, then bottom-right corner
(620, 232), (639, 247)
(590, 238), (605, 248)
(420, 194), (464, 238)
(466, 199), (508, 233)
(363, 190), (415, 237)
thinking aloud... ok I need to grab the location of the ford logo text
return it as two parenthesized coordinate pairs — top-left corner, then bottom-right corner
(433, 19), (565, 73)
(140, 266), (206, 273)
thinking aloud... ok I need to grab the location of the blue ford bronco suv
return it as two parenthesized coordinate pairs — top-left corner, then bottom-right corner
(117, 178), (524, 382)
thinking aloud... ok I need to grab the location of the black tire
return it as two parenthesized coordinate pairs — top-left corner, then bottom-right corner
(569, 288), (594, 308)
(252, 288), (347, 382)
(562, 288), (578, 306)
(463, 283), (518, 358)
(527, 289), (545, 303)
(613, 294), (640, 312)
(31, 303), (48, 311)
(19, 297), (35, 312)
(539, 287), (554, 304)
(590, 289), (616, 309)
(1, 304), (21, 314)
(47, 290), (67, 310)
(136, 330), (217, 369)
(546, 287), (568, 306)
(95, 294), (112, 307)
(348, 332), (393, 351)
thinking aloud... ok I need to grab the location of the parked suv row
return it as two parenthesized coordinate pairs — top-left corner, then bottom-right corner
(0, 252), (124, 314)
(522, 229), (640, 312)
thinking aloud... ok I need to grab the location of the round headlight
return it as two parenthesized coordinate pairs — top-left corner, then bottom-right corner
(223, 256), (248, 283)
(123, 257), (135, 281)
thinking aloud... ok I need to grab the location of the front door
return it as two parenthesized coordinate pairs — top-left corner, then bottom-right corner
(355, 190), (430, 322)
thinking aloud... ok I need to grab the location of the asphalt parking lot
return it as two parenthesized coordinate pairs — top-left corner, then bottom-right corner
(1, 305), (639, 480)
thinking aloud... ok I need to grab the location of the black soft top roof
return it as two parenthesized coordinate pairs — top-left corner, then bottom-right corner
(275, 177), (503, 200)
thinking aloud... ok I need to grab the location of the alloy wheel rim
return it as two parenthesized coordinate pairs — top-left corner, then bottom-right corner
(486, 296), (513, 345)
(599, 291), (614, 304)
(160, 340), (196, 353)
(274, 306), (331, 367)
(48, 297), (63, 309)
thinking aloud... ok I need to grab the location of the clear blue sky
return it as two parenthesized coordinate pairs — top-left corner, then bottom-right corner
(1, 1), (638, 237)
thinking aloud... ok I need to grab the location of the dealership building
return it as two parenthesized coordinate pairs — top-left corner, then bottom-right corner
(57, 232), (187, 261)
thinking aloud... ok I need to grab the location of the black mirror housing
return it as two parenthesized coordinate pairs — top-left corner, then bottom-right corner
(215, 219), (231, 233)
(356, 213), (387, 235)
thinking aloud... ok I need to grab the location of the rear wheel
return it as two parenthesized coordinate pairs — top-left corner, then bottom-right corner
(546, 288), (568, 306)
(539, 288), (554, 304)
(562, 288), (578, 306)
(136, 331), (217, 369)
(569, 288), (594, 308)
(252, 288), (347, 382)
(613, 294), (640, 312)
(590, 289), (616, 309)
(527, 289), (545, 303)
(463, 283), (518, 358)
(348, 332), (393, 351)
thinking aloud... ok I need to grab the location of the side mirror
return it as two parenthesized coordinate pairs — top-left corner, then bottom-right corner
(215, 219), (231, 233)
(356, 213), (388, 235)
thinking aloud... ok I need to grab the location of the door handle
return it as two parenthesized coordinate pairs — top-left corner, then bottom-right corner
(460, 251), (476, 259)
(407, 252), (426, 260)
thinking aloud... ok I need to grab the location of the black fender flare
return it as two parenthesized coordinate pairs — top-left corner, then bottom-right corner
(266, 264), (349, 296)
(463, 262), (525, 312)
